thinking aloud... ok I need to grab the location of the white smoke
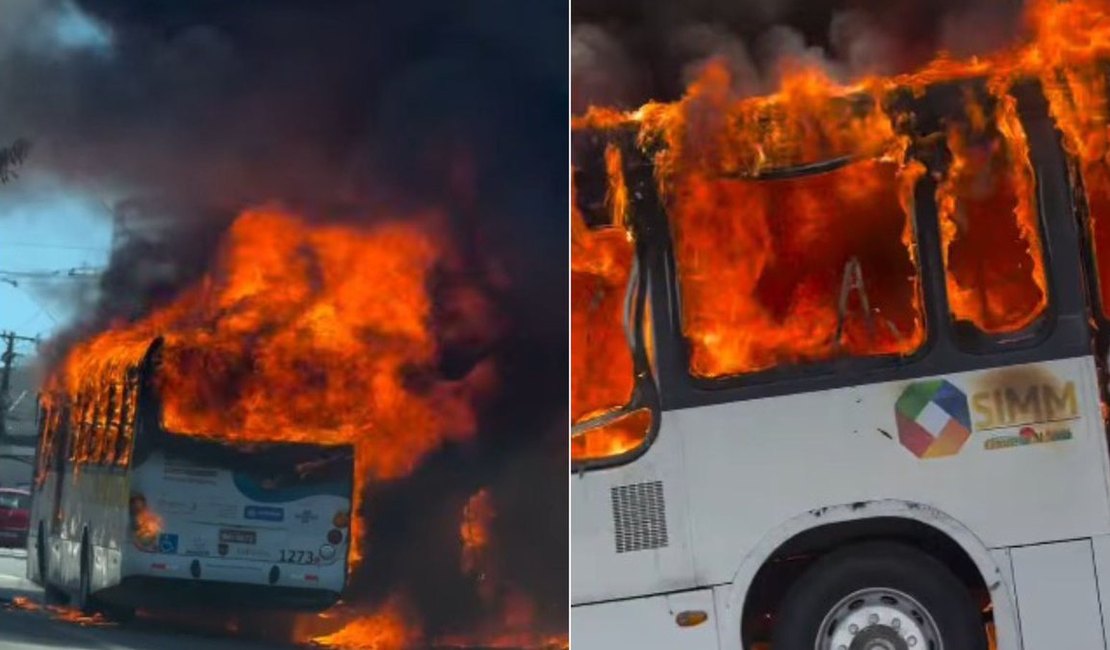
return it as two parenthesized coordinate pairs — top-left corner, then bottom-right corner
(671, 23), (762, 96)
(0, 0), (112, 58)
(571, 0), (1026, 109)
(571, 24), (646, 113)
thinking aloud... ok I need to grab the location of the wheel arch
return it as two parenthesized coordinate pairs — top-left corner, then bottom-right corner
(717, 499), (1019, 650)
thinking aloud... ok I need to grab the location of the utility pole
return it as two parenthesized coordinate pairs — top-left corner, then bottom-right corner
(0, 331), (39, 440)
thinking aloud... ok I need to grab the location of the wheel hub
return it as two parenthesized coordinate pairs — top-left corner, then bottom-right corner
(816, 588), (941, 650)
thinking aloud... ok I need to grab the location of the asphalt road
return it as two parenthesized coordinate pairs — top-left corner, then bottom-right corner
(0, 548), (305, 650)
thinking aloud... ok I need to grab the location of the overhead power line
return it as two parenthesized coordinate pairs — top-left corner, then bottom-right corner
(0, 241), (109, 252)
(0, 266), (104, 283)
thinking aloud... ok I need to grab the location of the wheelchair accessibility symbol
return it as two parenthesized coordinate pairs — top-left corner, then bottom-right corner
(158, 533), (179, 554)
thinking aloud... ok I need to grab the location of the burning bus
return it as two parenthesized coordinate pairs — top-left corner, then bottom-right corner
(28, 337), (355, 620)
(572, 2), (1110, 649)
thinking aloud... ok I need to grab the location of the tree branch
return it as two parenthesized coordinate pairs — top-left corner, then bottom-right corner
(0, 139), (31, 184)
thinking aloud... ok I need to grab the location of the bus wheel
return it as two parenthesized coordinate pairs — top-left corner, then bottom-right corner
(77, 539), (93, 615)
(38, 527), (64, 606)
(35, 525), (46, 584)
(771, 541), (986, 650)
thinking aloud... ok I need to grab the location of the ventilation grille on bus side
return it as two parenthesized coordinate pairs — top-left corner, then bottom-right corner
(611, 480), (668, 553)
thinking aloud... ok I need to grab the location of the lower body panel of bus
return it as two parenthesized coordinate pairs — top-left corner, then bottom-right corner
(101, 576), (340, 611)
(571, 535), (1110, 650)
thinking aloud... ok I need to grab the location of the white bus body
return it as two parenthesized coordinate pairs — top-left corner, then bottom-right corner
(572, 80), (1110, 649)
(27, 340), (354, 616)
(574, 358), (1110, 649)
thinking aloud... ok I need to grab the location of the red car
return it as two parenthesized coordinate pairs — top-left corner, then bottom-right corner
(0, 488), (30, 548)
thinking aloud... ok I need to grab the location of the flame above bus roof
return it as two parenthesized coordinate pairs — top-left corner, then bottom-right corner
(47, 208), (491, 567)
(572, 0), (1110, 389)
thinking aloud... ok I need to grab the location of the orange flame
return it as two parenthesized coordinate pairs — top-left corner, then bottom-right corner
(935, 88), (1047, 332)
(53, 208), (486, 566)
(134, 509), (163, 545)
(570, 182), (636, 424)
(573, 0), (1110, 389)
(9, 596), (38, 612)
(460, 487), (494, 580)
(571, 408), (652, 462)
(312, 596), (420, 650)
(604, 143), (629, 229)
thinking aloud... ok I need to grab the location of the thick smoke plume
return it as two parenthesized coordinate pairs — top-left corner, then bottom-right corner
(572, 0), (1026, 111)
(1, 0), (566, 641)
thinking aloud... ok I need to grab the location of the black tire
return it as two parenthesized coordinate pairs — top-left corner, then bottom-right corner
(77, 538), (93, 615)
(74, 538), (134, 622)
(35, 525), (46, 585)
(772, 541), (987, 650)
(38, 527), (65, 606)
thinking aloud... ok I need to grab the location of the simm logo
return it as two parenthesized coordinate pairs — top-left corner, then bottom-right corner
(971, 381), (1078, 430)
(895, 380), (972, 459)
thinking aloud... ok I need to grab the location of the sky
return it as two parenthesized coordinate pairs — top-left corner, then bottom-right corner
(0, 0), (114, 351)
(0, 176), (111, 342)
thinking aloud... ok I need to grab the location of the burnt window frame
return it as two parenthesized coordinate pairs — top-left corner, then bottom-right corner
(570, 132), (663, 473)
(114, 371), (138, 468)
(928, 87), (1058, 354)
(98, 381), (119, 467)
(641, 79), (1091, 415)
(570, 80), (1091, 470)
(571, 247), (662, 471)
(665, 156), (938, 389)
(32, 400), (49, 487)
(83, 385), (102, 464)
(69, 391), (87, 463)
(38, 400), (61, 475)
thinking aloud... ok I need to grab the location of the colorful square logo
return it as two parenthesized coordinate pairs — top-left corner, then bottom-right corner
(895, 380), (971, 458)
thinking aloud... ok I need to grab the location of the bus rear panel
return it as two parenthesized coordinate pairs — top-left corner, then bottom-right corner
(112, 437), (355, 611)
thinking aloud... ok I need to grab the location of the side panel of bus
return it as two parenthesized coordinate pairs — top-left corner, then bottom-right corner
(33, 465), (130, 594)
(571, 356), (1110, 649)
(121, 450), (350, 597)
(26, 469), (51, 584)
(678, 356), (1110, 584)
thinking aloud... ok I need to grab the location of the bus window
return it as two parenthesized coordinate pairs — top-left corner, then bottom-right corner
(571, 222), (634, 423)
(571, 408), (652, 461)
(49, 401), (65, 468)
(1084, 160), (1110, 318)
(115, 377), (136, 467)
(100, 382), (120, 466)
(121, 372), (141, 467)
(39, 399), (53, 470)
(1042, 65), (1110, 319)
(570, 145), (652, 463)
(70, 393), (87, 463)
(669, 159), (927, 378)
(84, 387), (102, 464)
(35, 404), (50, 485)
(936, 93), (1048, 337)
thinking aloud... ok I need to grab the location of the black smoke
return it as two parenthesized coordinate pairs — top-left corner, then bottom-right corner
(572, 0), (1026, 112)
(1, 0), (566, 641)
